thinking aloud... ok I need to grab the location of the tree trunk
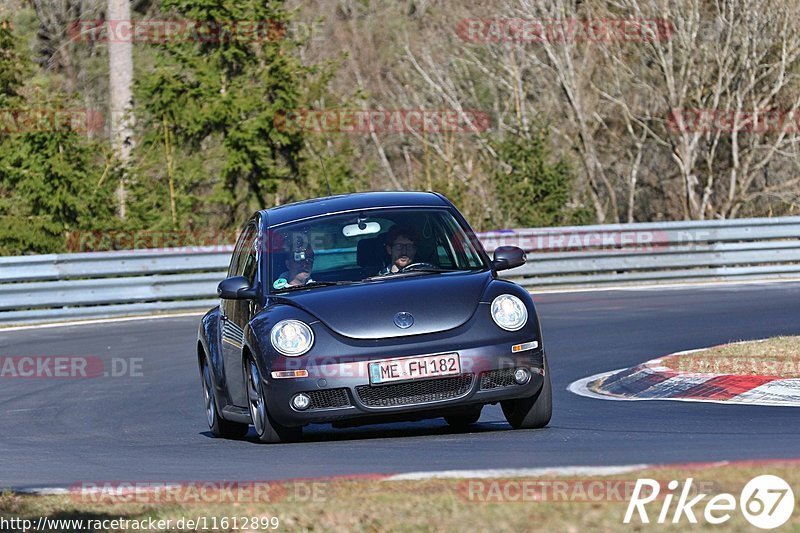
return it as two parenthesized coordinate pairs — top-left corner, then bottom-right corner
(107, 0), (134, 219)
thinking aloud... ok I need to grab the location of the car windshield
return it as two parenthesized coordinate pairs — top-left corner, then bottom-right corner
(268, 208), (486, 292)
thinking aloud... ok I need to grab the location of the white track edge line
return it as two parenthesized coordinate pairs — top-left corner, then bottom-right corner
(383, 464), (652, 481)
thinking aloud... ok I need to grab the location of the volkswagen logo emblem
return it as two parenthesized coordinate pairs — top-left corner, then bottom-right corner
(393, 312), (414, 329)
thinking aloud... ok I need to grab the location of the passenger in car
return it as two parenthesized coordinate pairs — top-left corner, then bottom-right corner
(377, 225), (419, 275)
(274, 239), (316, 288)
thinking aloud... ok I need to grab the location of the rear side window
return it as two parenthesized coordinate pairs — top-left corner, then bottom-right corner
(228, 221), (258, 279)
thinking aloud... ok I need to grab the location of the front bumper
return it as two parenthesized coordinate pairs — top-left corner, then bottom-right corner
(263, 343), (545, 427)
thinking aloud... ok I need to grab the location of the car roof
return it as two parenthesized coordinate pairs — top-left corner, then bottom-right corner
(262, 191), (450, 227)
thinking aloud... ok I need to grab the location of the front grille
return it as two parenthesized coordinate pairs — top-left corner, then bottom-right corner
(306, 388), (351, 410)
(480, 368), (517, 390)
(356, 374), (474, 407)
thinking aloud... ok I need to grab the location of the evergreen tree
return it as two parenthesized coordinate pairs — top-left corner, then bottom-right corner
(0, 18), (115, 255)
(136, 0), (351, 230)
(0, 19), (23, 106)
(491, 127), (585, 228)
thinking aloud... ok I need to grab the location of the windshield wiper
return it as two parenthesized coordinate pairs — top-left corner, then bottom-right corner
(275, 281), (350, 292)
(402, 267), (462, 273)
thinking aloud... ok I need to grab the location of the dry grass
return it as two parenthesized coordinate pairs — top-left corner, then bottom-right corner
(2, 462), (799, 532)
(662, 336), (800, 377)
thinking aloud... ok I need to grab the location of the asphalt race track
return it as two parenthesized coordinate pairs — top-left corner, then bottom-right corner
(2, 282), (800, 490)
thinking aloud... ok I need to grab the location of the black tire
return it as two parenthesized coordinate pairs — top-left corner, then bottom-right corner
(245, 355), (302, 444)
(202, 360), (248, 439)
(444, 405), (483, 428)
(501, 358), (552, 430)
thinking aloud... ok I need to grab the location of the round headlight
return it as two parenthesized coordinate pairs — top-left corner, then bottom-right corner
(270, 319), (314, 356)
(491, 294), (528, 331)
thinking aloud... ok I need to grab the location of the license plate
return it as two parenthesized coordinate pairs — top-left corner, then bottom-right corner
(369, 353), (461, 385)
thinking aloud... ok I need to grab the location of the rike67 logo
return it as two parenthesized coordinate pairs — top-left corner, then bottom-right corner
(624, 475), (795, 529)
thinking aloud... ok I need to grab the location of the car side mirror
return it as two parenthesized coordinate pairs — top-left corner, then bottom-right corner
(217, 276), (257, 300)
(492, 246), (526, 272)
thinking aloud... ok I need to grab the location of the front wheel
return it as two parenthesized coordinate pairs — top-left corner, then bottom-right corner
(245, 356), (302, 444)
(202, 360), (248, 439)
(501, 358), (552, 430)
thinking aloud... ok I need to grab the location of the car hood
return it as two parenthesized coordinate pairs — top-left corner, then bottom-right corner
(279, 271), (492, 340)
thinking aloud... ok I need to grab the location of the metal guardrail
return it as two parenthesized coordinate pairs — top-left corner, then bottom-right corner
(2, 217), (800, 324)
(0, 249), (230, 324)
(481, 217), (800, 286)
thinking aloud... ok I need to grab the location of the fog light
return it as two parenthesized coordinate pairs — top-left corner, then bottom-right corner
(291, 393), (311, 411)
(514, 368), (531, 385)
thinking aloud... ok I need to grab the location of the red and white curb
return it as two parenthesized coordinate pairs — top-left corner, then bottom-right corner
(569, 348), (800, 407)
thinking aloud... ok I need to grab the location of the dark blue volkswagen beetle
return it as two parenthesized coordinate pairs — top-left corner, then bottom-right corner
(197, 191), (551, 443)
